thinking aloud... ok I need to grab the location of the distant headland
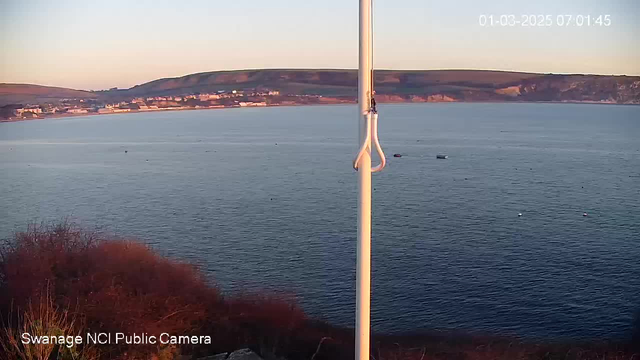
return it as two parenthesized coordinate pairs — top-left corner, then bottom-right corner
(1, 69), (639, 120)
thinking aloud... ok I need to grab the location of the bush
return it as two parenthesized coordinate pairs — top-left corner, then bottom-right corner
(0, 223), (324, 359)
(0, 223), (219, 357)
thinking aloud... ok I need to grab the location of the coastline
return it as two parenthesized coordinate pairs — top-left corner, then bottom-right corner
(1, 98), (636, 124)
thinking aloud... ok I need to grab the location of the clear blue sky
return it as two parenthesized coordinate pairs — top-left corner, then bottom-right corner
(1, 0), (638, 90)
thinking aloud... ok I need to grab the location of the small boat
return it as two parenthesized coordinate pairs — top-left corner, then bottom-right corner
(393, 154), (402, 158)
(436, 154), (448, 159)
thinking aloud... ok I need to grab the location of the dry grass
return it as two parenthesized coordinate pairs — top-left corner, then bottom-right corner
(1, 290), (98, 360)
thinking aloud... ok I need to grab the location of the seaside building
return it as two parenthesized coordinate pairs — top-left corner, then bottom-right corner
(199, 94), (219, 101)
(27, 106), (42, 114)
(239, 102), (267, 107)
(14, 106), (43, 117)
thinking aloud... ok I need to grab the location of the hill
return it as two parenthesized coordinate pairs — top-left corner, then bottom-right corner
(98, 69), (640, 104)
(121, 69), (540, 97)
(0, 83), (97, 106)
(2, 70), (639, 106)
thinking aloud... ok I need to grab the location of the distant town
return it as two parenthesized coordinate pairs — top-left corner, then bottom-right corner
(1, 89), (351, 121)
(2, 69), (638, 121)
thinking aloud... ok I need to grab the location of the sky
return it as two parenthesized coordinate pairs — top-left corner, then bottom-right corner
(1, 0), (638, 90)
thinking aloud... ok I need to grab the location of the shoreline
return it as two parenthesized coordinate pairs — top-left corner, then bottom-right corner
(1, 99), (637, 123)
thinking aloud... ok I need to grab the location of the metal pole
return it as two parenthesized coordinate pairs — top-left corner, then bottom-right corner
(356, 0), (372, 359)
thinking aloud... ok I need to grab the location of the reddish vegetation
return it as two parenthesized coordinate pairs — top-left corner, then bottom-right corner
(0, 224), (217, 357)
(0, 223), (637, 359)
(0, 224), (321, 359)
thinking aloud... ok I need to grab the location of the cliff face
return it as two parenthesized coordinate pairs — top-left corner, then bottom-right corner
(514, 75), (640, 103)
(2, 70), (639, 106)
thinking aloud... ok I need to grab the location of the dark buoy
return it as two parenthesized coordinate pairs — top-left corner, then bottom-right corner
(124, 150), (128, 153)
(393, 153), (402, 158)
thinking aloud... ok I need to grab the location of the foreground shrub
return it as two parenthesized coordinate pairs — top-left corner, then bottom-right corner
(0, 223), (324, 359)
(0, 223), (219, 357)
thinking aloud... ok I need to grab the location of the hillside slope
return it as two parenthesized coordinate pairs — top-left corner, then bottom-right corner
(0, 83), (97, 106)
(108, 69), (640, 104)
(2, 70), (639, 105)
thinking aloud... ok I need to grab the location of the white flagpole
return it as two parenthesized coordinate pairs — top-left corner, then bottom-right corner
(356, 0), (372, 358)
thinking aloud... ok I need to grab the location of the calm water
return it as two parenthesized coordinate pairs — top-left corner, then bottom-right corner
(1, 103), (639, 340)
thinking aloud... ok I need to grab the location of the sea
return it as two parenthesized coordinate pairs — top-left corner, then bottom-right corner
(1, 103), (639, 341)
